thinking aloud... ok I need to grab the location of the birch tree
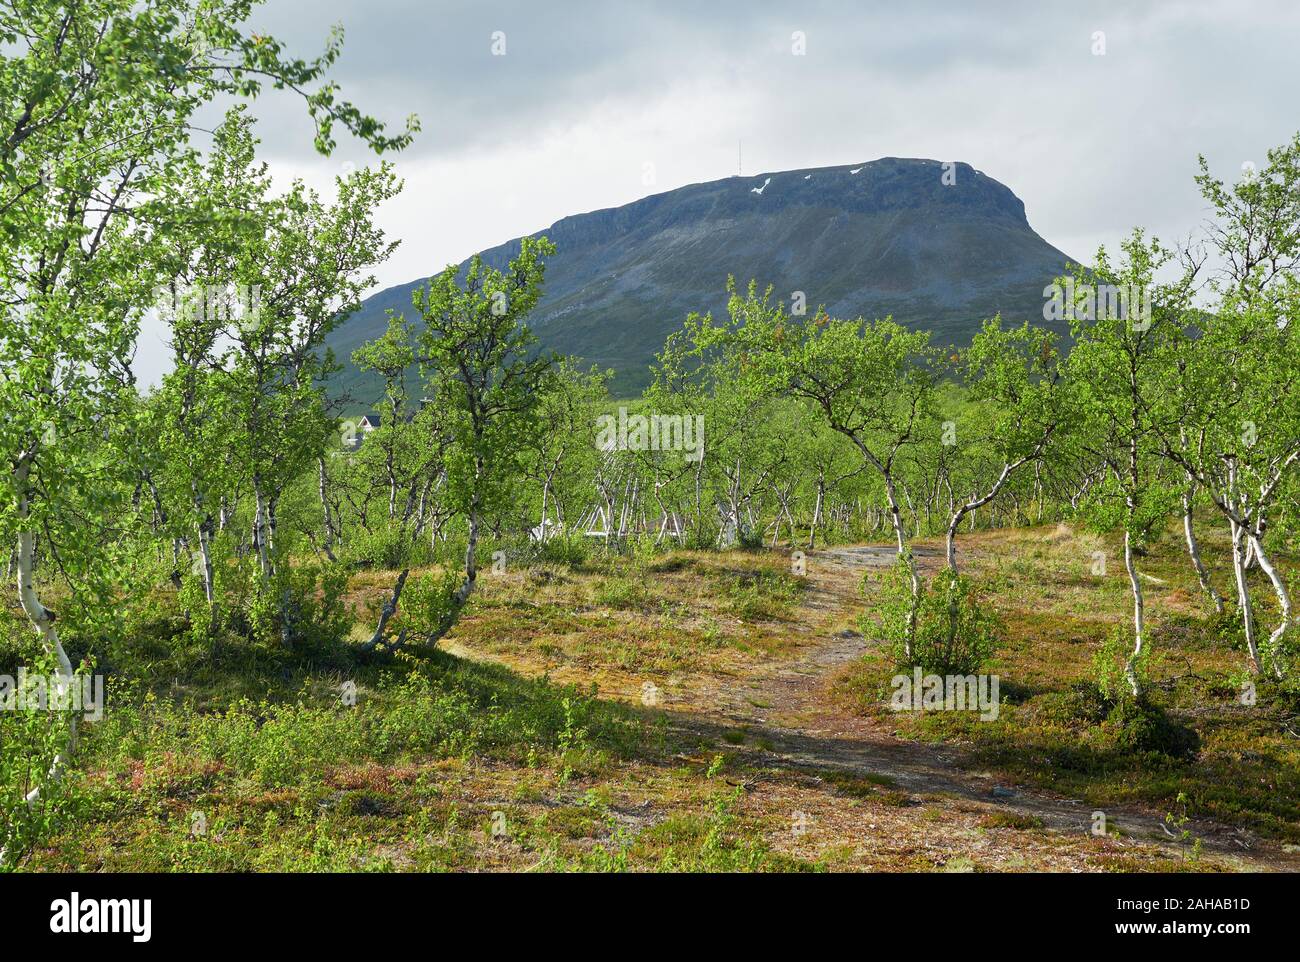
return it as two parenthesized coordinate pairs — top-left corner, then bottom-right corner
(693, 282), (938, 657)
(1156, 138), (1300, 676)
(218, 143), (400, 643)
(943, 317), (1067, 574)
(1064, 233), (1189, 697)
(363, 237), (558, 653)
(0, 0), (410, 857)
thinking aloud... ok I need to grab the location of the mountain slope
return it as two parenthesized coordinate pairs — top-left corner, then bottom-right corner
(327, 157), (1075, 401)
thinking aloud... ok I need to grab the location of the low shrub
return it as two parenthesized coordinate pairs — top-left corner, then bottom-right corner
(1101, 696), (1200, 760)
(863, 561), (1002, 676)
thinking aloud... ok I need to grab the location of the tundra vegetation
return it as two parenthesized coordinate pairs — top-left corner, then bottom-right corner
(3, 0), (1300, 872)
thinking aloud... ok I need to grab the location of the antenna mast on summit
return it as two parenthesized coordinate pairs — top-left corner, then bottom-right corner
(738, 140), (742, 176)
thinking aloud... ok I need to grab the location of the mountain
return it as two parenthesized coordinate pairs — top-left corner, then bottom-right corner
(326, 157), (1075, 402)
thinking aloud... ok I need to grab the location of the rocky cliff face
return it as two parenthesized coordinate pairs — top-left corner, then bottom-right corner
(327, 157), (1074, 401)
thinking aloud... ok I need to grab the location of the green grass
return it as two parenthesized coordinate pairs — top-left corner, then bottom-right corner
(834, 521), (1300, 844)
(9, 516), (1297, 872)
(718, 568), (805, 621)
(11, 606), (814, 872)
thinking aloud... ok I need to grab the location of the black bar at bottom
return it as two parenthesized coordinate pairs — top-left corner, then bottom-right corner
(0, 871), (1277, 947)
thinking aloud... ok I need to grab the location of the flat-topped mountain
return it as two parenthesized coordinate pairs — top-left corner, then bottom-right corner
(327, 157), (1074, 399)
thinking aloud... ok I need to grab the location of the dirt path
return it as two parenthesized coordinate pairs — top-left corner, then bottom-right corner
(659, 543), (1300, 872)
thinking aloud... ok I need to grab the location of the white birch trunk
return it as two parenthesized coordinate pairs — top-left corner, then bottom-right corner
(1122, 527), (1145, 698)
(1249, 533), (1292, 679)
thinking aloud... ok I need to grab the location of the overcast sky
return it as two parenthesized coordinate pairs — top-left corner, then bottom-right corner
(137, 0), (1300, 382)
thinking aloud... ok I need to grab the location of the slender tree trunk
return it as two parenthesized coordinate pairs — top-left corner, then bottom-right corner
(252, 478), (293, 646)
(1230, 519), (1263, 673)
(1122, 526), (1145, 697)
(838, 431), (922, 660)
(252, 478), (272, 583)
(1033, 460), (1044, 524)
(1249, 533), (1292, 679)
(1182, 486), (1223, 614)
(196, 521), (215, 605)
(539, 466), (557, 536)
(363, 568), (410, 651)
(8, 460), (77, 841)
(318, 456), (339, 560)
(387, 450), (398, 522)
(945, 456), (1029, 575)
(882, 471), (920, 661)
(424, 457), (484, 647)
(808, 479), (825, 550)
(1122, 427), (1144, 698)
(186, 477), (217, 606)
(434, 465), (483, 640)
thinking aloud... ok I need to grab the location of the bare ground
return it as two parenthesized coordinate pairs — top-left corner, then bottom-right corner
(445, 541), (1300, 872)
(653, 543), (1300, 871)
